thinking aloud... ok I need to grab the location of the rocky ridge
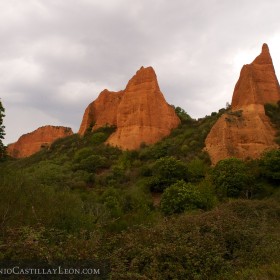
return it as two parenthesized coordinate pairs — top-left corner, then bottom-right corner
(7, 126), (73, 158)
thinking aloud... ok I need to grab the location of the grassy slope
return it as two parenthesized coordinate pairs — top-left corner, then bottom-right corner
(1, 107), (280, 279)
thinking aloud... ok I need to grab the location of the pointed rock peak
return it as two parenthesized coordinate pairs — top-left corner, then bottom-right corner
(232, 43), (280, 109)
(126, 66), (159, 90)
(253, 43), (272, 65)
(135, 66), (156, 76)
(99, 88), (111, 96)
(262, 43), (269, 53)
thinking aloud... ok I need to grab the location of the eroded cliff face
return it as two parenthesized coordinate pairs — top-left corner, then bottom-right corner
(205, 44), (280, 164)
(7, 126), (73, 158)
(79, 66), (180, 150)
(78, 89), (124, 135)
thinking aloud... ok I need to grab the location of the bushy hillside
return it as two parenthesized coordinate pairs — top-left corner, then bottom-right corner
(0, 107), (280, 279)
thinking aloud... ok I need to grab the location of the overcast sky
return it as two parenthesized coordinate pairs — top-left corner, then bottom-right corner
(1, 0), (280, 144)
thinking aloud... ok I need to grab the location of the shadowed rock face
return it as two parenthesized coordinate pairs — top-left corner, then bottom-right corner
(7, 126), (73, 158)
(205, 44), (280, 165)
(79, 66), (180, 150)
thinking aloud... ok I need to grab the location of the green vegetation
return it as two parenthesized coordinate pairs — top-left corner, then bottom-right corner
(260, 149), (280, 183)
(0, 106), (280, 279)
(160, 180), (203, 215)
(0, 99), (5, 158)
(148, 156), (188, 192)
(265, 101), (280, 144)
(211, 158), (254, 199)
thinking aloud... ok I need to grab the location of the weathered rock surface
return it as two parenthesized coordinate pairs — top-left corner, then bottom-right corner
(7, 125), (73, 158)
(78, 89), (124, 135)
(231, 43), (280, 109)
(79, 66), (180, 150)
(205, 44), (280, 164)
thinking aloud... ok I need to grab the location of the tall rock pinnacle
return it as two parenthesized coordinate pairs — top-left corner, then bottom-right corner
(78, 66), (180, 150)
(205, 44), (280, 164)
(231, 43), (280, 109)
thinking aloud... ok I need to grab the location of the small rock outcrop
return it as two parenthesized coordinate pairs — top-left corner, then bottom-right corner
(7, 125), (73, 158)
(205, 43), (280, 164)
(79, 66), (180, 150)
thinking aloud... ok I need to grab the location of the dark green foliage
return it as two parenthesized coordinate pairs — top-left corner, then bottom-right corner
(0, 99), (6, 158)
(265, 102), (280, 144)
(187, 157), (208, 182)
(0, 172), (96, 231)
(197, 179), (218, 210)
(227, 109), (243, 117)
(260, 149), (280, 182)
(1, 105), (280, 279)
(211, 158), (254, 199)
(160, 180), (203, 215)
(175, 106), (193, 123)
(138, 107), (223, 163)
(1, 199), (280, 279)
(107, 199), (280, 279)
(73, 151), (107, 173)
(148, 156), (188, 192)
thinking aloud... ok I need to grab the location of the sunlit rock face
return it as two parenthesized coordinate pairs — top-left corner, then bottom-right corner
(7, 126), (73, 158)
(79, 66), (180, 150)
(205, 44), (280, 164)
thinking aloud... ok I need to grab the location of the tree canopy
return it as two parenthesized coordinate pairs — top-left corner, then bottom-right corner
(211, 158), (254, 199)
(0, 100), (5, 158)
(260, 149), (280, 182)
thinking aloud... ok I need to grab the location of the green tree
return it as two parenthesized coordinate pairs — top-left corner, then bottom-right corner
(260, 149), (280, 182)
(211, 158), (254, 199)
(187, 158), (208, 183)
(0, 100), (5, 158)
(175, 106), (192, 123)
(160, 180), (202, 215)
(149, 156), (188, 192)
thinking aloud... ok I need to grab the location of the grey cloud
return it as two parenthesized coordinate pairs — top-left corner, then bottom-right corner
(1, 0), (280, 144)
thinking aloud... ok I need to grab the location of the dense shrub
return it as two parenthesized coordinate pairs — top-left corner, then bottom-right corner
(148, 156), (188, 192)
(260, 149), (280, 182)
(160, 180), (203, 215)
(187, 158), (208, 182)
(265, 102), (280, 144)
(211, 158), (255, 199)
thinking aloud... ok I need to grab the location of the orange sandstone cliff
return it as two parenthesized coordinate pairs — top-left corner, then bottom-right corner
(205, 44), (280, 164)
(7, 125), (73, 158)
(79, 66), (180, 150)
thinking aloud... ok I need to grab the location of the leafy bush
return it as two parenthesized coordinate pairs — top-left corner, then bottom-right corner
(148, 156), (188, 192)
(260, 149), (280, 182)
(89, 132), (108, 145)
(265, 102), (280, 144)
(175, 106), (193, 123)
(187, 158), (208, 182)
(160, 180), (203, 215)
(211, 158), (254, 199)
(73, 155), (107, 173)
(107, 199), (280, 279)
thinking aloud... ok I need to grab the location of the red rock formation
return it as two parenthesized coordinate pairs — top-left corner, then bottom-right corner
(78, 89), (124, 135)
(205, 44), (280, 164)
(232, 43), (280, 109)
(7, 125), (73, 158)
(79, 66), (180, 150)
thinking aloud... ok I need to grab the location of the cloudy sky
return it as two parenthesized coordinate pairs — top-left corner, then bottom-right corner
(1, 0), (280, 144)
